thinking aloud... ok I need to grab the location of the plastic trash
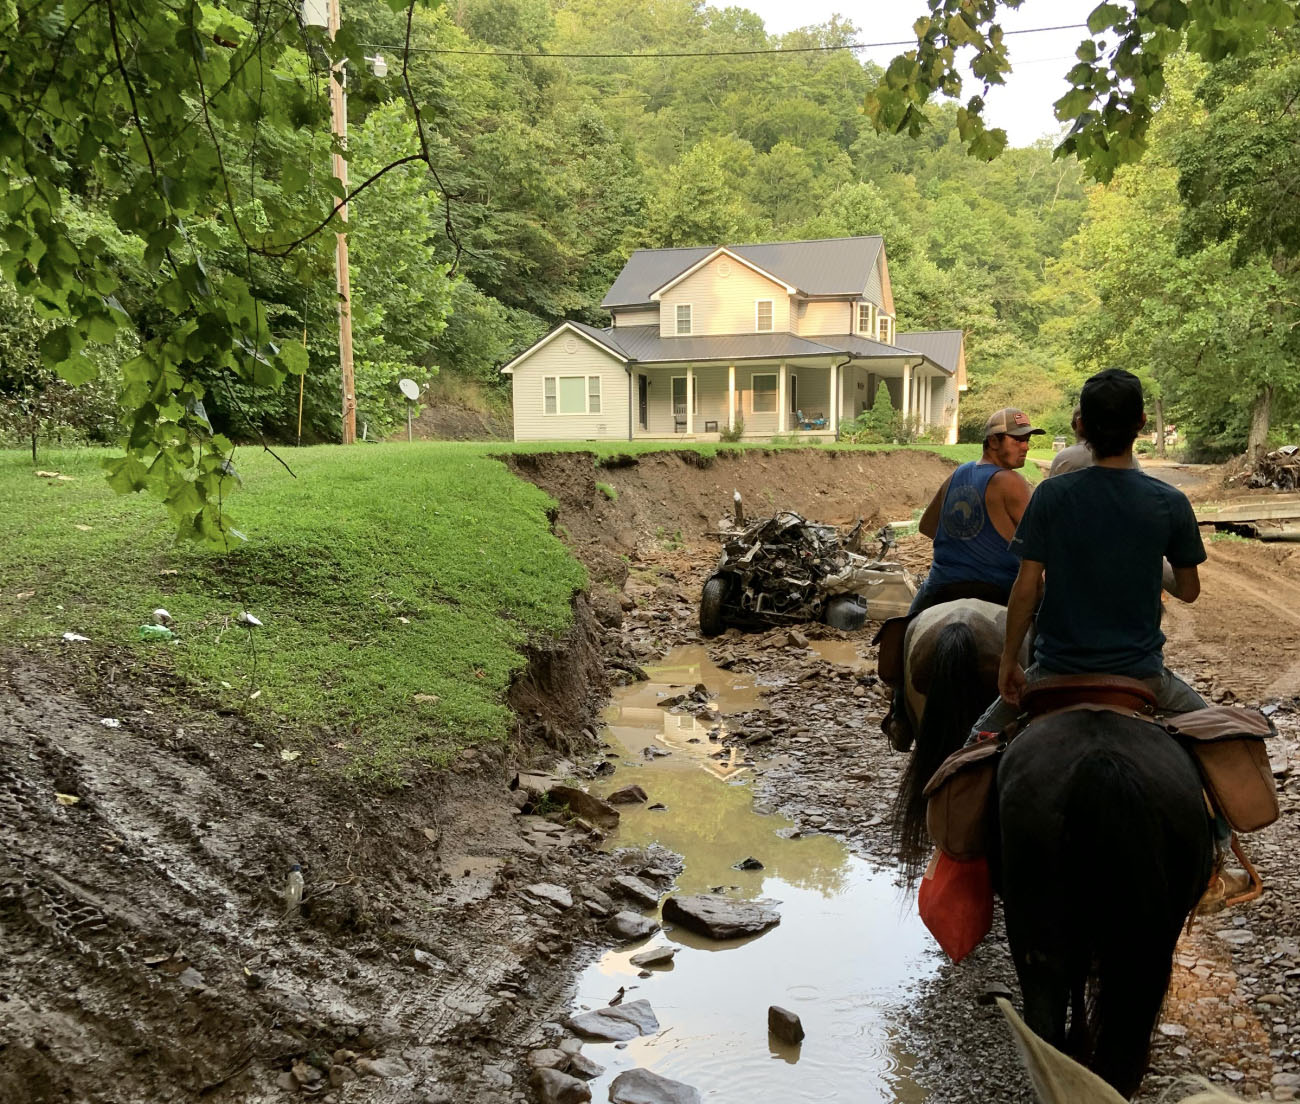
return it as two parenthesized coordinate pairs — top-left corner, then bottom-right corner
(61, 632), (91, 643)
(138, 624), (175, 642)
(237, 611), (262, 627)
(283, 864), (304, 913)
(151, 608), (172, 625)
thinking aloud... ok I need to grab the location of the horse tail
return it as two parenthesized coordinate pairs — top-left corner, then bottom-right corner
(1060, 749), (1178, 1097)
(891, 620), (986, 885)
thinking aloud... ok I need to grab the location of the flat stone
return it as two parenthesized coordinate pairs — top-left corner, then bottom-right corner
(567, 1052), (605, 1079)
(527, 1049), (570, 1071)
(548, 785), (620, 830)
(610, 875), (661, 908)
(567, 999), (659, 1041)
(661, 894), (780, 940)
(529, 1067), (592, 1104)
(355, 1056), (410, 1079)
(525, 883), (573, 910)
(628, 945), (677, 968)
(607, 911), (659, 941)
(609, 1067), (702, 1104)
(768, 1005), (804, 1045)
(607, 785), (648, 804)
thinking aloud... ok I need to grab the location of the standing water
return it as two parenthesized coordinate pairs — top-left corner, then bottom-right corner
(571, 644), (936, 1101)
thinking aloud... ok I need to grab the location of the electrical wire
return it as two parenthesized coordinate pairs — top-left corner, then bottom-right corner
(359, 21), (1090, 61)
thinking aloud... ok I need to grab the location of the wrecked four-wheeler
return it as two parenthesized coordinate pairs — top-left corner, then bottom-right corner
(699, 497), (916, 637)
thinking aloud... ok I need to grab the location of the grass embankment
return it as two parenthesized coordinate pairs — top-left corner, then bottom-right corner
(0, 444), (584, 780)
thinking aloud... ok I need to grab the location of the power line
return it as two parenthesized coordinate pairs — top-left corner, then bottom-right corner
(360, 22), (1090, 61)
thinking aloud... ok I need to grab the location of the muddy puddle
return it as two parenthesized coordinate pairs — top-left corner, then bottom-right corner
(573, 645), (935, 1101)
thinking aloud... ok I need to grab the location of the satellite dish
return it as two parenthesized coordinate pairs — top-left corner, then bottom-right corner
(398, 378), (419, 401)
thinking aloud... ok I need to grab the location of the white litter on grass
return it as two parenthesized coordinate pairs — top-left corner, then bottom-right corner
(152, 608), (172, 625)
(62, 632), (91, 643)
(237, 611), (262, 627)
(100, 718), (121, 729)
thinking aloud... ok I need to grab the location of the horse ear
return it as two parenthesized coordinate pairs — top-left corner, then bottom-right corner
(996, 998), (1128, 1104)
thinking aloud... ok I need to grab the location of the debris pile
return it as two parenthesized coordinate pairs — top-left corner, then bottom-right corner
(711, 510), (912, 626)
(1246, 445), (1300, 490)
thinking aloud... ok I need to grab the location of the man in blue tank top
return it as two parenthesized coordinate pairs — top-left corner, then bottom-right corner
(881, 409), (1041, 744)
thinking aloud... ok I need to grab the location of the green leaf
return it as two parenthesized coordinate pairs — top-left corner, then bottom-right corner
(1087, 3), (1129, 35)
(277, 339), (309, 376)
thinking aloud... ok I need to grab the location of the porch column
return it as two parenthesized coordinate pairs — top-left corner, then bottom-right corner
(924, 375), (932, 427)
(685, 365), (694, 435)
(727, 364), (736, 432)
(901, 362), (911, 422)
(828, 362), (836, 432)
(778, 363), (787, 433)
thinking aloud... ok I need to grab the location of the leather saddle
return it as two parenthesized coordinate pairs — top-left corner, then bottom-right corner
(1020, 674), (1157, 720)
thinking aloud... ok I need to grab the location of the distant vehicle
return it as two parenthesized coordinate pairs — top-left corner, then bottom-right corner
(1052, 435), (1068, 452)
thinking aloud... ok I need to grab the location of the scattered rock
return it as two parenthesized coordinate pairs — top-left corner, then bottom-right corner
(567, 999), (660, 1041)
(786, 630), (809, 649)
(567, 1052), (605, 1079)
(548, 785), (620, 830)
(527, 1049), (570, 1071)
(529, 1067), (592, 1104)
(610, 874), (661, 908)
(606, 911), (659, 941)
(355, 1056), (410, 1079)
(608, 1067), (702, 1104)
(733, 856), (764, 871)
(525, 883), (574, 910)
(768, 1005), (804, 1045)
(661, 894), (780, 940)
(607, 784), (649, 804)
(629, 945), (677, 968)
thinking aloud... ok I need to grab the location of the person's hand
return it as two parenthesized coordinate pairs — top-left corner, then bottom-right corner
(999, 656), (1027, 706)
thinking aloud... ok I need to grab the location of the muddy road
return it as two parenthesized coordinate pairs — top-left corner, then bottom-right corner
(3, 448), (1298, 1104)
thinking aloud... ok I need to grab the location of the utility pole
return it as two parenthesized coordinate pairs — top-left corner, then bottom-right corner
(327, 0), (356, 444)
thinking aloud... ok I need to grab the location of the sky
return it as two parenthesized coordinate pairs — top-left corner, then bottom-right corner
(741, 0), (1103, 148)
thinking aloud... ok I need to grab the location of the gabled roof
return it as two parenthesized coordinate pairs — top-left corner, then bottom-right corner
(649, 247), (798, 300)
(896, 330), (964, 375)
(499, 321), (628, 375)
(602, 236), (885, 308)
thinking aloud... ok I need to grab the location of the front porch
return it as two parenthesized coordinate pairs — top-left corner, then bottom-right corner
(626, 357), (955, 443)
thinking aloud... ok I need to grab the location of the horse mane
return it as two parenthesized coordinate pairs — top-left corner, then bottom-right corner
(891, 619), (988, 885)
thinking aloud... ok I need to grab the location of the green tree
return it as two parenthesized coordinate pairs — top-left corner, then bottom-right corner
(641, 140), (764, 247)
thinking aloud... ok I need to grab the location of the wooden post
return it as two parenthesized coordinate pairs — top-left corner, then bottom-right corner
(728, 364), (735, 433)
(900, 362), (911, 429)
(329, 0), (356, 445)
(778, 363), (787, 434)
(685, 365), (694, 435)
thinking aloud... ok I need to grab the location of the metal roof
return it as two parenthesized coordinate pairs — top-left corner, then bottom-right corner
(601, 237), (885, 307)
(895, 330), (964, 375)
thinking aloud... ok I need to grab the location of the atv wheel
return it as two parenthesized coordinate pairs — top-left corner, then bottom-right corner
(699, 575), (729, 637)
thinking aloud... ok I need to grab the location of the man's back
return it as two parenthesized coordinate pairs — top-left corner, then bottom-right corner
(1011, 468), (1205, 678)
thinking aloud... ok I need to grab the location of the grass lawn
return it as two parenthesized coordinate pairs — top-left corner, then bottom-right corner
(0, 438), (1038, 780)
(0, 443), (585, 781)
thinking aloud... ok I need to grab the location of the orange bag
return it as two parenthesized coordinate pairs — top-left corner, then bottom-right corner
(918, 849), (993, 964)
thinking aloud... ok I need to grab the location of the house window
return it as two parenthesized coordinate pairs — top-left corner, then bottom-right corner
(671, 375), (698, 416)
(676, 304), (692, 335)
(544, 375), (601, 415)
(756, 300), (774, 332)
(752, 373), (777, 413)
(878, 314), (892, 344)
(858, 302), (873, 334)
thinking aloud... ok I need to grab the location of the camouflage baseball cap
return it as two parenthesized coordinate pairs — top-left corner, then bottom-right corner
(984, 408), (1046, 439)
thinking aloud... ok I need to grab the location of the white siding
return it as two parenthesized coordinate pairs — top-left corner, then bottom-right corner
(798, 299), (855, 336)
(612, 306), (657, 328)
(658, 255), (792, 336)
(511, 337), (629, 441)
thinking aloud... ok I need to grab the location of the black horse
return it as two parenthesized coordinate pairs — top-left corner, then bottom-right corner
(997, 709), (1213, 1098)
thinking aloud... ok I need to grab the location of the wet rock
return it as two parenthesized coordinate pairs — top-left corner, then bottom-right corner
(548, 786), (620, 830)
(629, 945), (677, 968)
(661, 894), (780, 940)
(733, 857), (764, 871)
(643, 746), (671, 759)
(606, 911), (659, 941)
(608, 1067), (702, 1104)
(768, 1006), (804, 1045)
(567, 1052), (605, 1079)
(610, 874), (661, 908)
(567, 999), (660, 1041)
(647, 803), (668, 811)
(529, 1067), (592, 1104)
(607, 784), (649, 804)
(527, 1049), (570, 1071)
(578, 885), (616, 918)
(525, 883), (574, 910)
(329, 1064), (358, 1087)
(355, 1056), (410, 1079)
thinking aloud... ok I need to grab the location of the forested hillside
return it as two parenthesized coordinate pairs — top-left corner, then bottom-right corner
(2, 0), (1296, 459)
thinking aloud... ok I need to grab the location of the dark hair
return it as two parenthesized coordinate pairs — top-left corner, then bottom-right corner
(1080, 369), (1143, 458)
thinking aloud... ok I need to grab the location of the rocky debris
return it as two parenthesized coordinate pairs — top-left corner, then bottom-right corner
(547, 785), (620, 830)
(607, 784), (649, 804)
(1241, 444), (1300, 490)
(628, 945), (677, 968)
(609, 874), (661, 908)
(767, 1005), (805, 1045)
(659, 683), (714, 711)
(732, 856), (764, 870)
(530, 1066), (592, 1104)
(577, 884), (616, 918)
(606, 910), (659, 941)
(525, 883), (574, 910)
(661, 894), (780, 940)
(608, 1067), (702, 1104)
(527, 1048), (571, 1070)
(567, 999), (660, 1042)
(354, 1055), (410, 1079)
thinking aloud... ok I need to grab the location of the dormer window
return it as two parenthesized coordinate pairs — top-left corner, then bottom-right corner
(676, 304), (692, 335)
(878, 314), (893, 344)
(755, 300), (773, 332)
(858, 302), (873, 335)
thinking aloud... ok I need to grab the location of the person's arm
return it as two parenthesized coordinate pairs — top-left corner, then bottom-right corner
(918, 476), (951, 540)
(1165, 563), (1201, 603)
(1164, 493), (1207, 605)
(987, 470), (1033, 541)
(998, 558), (1042, 705)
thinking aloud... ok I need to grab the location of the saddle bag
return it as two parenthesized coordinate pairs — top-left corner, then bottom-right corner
(922, 737), (1004, 860)
(1162, 706), (1278, 833)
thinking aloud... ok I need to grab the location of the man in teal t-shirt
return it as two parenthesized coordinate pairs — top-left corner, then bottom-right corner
(971, 369), (1206, 736)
